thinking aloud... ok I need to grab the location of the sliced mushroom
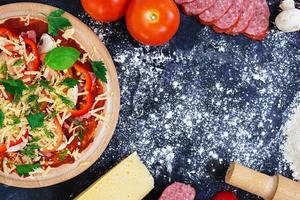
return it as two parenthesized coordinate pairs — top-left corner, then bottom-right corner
(38, 33), (57, 54)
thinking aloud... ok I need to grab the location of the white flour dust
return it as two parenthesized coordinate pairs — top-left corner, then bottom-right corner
(282, 93), (300, 180)
(80, 11), (300, 186)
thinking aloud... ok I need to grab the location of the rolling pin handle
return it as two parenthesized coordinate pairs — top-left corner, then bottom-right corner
(225, 162), (300, 200)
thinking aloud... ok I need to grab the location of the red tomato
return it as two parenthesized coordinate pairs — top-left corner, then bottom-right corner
(212, 191), (238, 200)
(125, 0), (180, 46)
(80, 0), (130, 22)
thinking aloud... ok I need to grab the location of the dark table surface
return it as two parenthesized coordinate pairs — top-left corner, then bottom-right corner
(1, 0), (300, 200)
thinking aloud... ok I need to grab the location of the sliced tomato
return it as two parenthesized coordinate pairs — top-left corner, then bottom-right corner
(0, 130), (29, 153)
(69, 62), (94, 117)
(41, 117), (63, 153)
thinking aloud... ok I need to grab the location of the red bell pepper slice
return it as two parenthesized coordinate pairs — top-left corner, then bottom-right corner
(0, 130), (29, 153)
(69, 62), (93, 117)
(0, 27), (40, 71)
(0, 27), (17, 40)
(23, 37), (40, 71)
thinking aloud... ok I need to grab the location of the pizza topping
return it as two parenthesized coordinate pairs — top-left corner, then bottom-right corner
(0, 11), (108, 176)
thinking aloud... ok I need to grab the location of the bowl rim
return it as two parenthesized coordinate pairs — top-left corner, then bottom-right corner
(0, 2), (120, 188)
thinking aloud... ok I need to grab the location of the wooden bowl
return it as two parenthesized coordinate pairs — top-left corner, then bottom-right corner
(0, 3), (120, 188)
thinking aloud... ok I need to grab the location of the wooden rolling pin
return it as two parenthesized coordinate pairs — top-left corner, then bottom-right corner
(225, 162), (300, 200)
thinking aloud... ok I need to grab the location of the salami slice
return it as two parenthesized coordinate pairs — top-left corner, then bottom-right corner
(244, 0), (270, 40)
(228, 0), (256, 34)
(212, 0), (244, 33)
(198, 0), (233, 25)
(159, 182), (196, 200)
(175, 0), (195, 4)
(182, 0), (216, 16)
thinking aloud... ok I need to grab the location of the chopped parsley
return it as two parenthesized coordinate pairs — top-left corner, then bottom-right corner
(61, 77), (78, 88)
(16, 163), (40, 176)
(12, 115), (21, 125)
(56, 93), (75, 108)
(47, 111), (58, 119)
(21, 144), (40, 158)
(27, 112), (46, 129)
(78, 129), (84, 141)
(0, 63), (7, 74)
(44, 129), (55, 139)
(13, 59), (23, 67)
(31, 136), (40, 143)
(27, 85), (38, 92)
(39, 79), (55, 92)
(27, 94), (39, 111)
(59, 149), (69, 161)
(0, 110), (4, 128)
(39, 80), (75, 108)
(48, 9), (72, 36)
(0, 78), (27, 103)
(70, 119), (86, 141)
(91, 61), (107, 83)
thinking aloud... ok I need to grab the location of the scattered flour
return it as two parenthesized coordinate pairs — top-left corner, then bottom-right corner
(283, 92), (300, 180)
(80, 10), (300, 194)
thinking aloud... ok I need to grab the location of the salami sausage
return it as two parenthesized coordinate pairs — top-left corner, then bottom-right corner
(198, 0), (233, 25)
(228, 0), (256, 34)
(158, 182), (196, 200)
(182, 0), (216, 16)
(212, 0), (244, 33)
(244, 0), (270, 40)
(175, 0), (195, 4)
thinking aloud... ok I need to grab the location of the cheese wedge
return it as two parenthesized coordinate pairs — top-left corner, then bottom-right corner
(75, 152), (154, 200)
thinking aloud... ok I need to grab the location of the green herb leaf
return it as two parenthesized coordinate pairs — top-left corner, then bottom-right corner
(78, 129), (83, 141)
(48, 9), (72, 36)
(45, 47), (80, 71)
(27, 85), (37, 92)
(12, 115), (20, 125)
(49, 9), (65, 17)
(27, 94), (39, 111)
(21, 144), (40, 158)
(27, 94), (38, 103)
(39, 80), (55, 92)
(0, 110), (4, 128)
(59, 149), (69, 161)
(13, 59), (23, 67)
(56, 93), (75, 108)
(0, 63), (8, 75)
(0, 79), (27, 103)
(61, 77), (78, 88)
(91, 61), (107, 83)
(44, 129), (55, 139)
(31, 136), (40, 143)
(27, 112), (46, 129)
(48, 111), (58, 119)
(16, 163), (40, 176)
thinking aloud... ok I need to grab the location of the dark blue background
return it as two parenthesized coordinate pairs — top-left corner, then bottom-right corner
(0, 0), (299, 200)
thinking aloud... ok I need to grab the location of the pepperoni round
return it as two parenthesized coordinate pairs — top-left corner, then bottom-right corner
(182, 0), (216, 16)
(244, 0), (270, 40)
(198, 0), (233, 25)
(212, 0), (244, 33)
(159, 182), (196, 200)
(228, 0), (256, 34)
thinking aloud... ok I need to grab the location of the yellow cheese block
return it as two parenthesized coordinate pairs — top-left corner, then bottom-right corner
(75, 152), (154, 200)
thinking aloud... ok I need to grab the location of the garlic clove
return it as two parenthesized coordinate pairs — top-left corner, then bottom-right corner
(275, 9), (300, 32)
(280, 0), (295, 10)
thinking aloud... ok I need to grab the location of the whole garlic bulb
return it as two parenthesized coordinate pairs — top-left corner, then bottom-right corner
(275, 0), (300, 32)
